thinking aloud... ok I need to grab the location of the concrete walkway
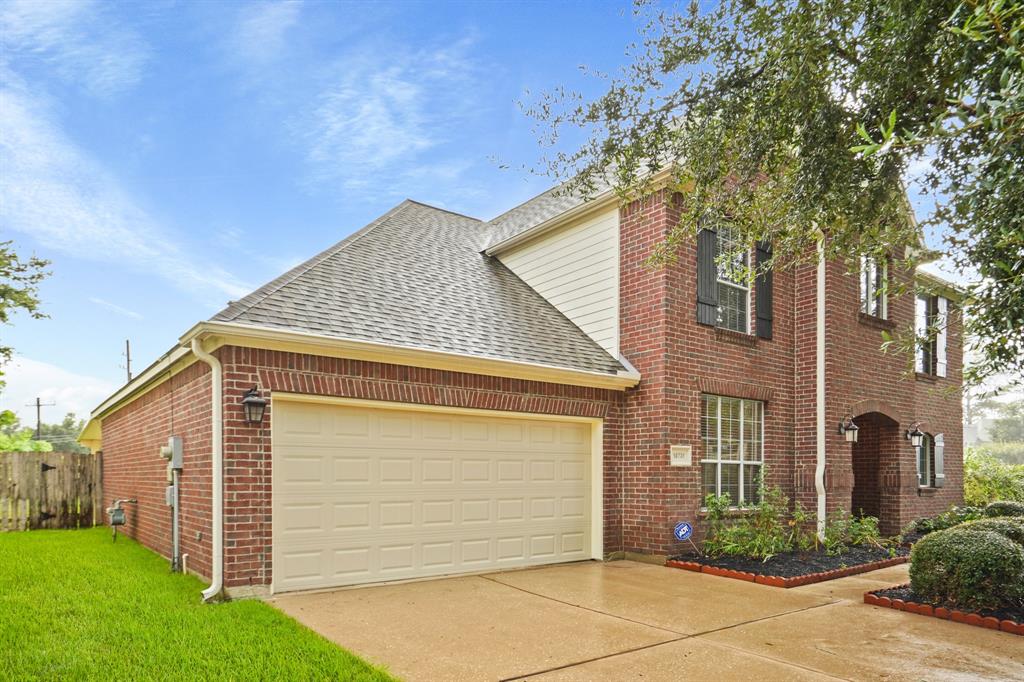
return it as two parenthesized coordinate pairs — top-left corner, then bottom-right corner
(271, 561), (1023, 681)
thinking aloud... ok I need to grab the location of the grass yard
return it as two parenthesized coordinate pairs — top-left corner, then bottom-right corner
(0, 528), (395, 681)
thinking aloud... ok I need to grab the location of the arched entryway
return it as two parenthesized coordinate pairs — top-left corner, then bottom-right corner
(850, 411), (902, 533)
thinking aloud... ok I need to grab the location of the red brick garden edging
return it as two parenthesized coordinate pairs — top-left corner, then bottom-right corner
(664, 555), (908, 588)
(864, 585), (1023, 636)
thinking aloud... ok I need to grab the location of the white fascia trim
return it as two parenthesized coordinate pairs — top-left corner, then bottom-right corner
(485, 191), (618, 256)
(181, 320), (641, 390)
(79, 344), (194, 447)
(483, 168), (675, 257)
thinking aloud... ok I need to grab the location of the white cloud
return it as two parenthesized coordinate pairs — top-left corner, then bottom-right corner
(0, 81), (250, 302)
(0, 0), (149, 96)
(88, 297), (143, 320)
(0, 356), (117, 423)
(231, 1), (302, 65)
(297, 34), (486, 199)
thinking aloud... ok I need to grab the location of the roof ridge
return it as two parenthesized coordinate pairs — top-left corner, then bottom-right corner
(215, 200), (415, 323)
(404, 198), (482, 222)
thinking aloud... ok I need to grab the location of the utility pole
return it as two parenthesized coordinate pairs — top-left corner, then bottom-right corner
(25, 397), (55, 440)
(122, 339), (132, 382)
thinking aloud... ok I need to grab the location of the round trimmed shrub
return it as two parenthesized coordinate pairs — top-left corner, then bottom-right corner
(985, 500), (1024, 518)
(909, 527), (1024, 610)
(956, 517), (1024, 546)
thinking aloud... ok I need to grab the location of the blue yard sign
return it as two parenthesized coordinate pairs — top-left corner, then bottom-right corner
(673, 521), (693, 542)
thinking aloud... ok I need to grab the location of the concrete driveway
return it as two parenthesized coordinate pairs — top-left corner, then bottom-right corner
(271, 561), (1023, 681)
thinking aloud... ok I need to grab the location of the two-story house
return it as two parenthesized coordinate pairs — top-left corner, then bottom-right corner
(81, 183), (963, 599)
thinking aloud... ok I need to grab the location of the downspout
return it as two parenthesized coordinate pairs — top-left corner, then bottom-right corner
(191, 338), (223, 602)
(815, 237), (827, 541)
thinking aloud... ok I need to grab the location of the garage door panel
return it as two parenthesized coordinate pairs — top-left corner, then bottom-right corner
(273, 402), (593, 592)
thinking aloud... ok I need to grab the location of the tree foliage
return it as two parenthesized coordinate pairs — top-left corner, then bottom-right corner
(0, 240), (50, 428)
(525, 0), (1023, 389)
(0, 240), (49, 367)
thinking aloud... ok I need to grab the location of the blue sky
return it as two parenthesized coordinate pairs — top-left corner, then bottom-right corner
(1, 0), (646, 422)
(0, 1), (1010, 425)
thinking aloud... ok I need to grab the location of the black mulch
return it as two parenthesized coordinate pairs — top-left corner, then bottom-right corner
(873, 585), (1024, 624)
(671, 544), (909, 578)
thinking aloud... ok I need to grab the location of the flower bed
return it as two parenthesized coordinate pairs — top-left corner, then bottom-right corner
(667, 545), (909, 587)
(865, 584), (1023, 635)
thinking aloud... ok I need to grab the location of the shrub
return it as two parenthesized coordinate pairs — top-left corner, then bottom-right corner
(823, 509), (888, 555)
(701, 489), (888, 560)
(956, 517), (1024, 546)
(984, 500), (1024, 518)
(963, 450), (1024, 506)
(909, 528), (1024, 611)
(702, 487), (794, 560)
(907, 505), (984, 536)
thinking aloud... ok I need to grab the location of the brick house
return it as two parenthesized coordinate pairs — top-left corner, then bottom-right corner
(80, 183), (963, 598)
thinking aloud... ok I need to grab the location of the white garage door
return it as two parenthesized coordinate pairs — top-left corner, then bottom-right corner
(272, 399), (595, 593)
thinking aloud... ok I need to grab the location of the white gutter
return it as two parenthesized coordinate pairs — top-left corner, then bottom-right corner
(191, 338), (224, 603)
(815, 238), (827, 541)
(180, 320), (642, 390)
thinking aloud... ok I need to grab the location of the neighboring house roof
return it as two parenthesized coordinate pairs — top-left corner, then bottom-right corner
(212, 199), (625, 376)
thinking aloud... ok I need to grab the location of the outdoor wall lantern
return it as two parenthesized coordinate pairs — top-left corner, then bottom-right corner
(838, 415), (859, 443)
(241, 386), (268, 425)
(906, 422), (925, 448)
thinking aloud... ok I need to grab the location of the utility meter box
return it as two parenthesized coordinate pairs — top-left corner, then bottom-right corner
(108, 508), (126, 526)
(159, 436), (184, 469)
(669, 444), (692, 467)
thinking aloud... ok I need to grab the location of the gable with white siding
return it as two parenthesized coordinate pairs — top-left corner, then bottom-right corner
(498, 208), (619, 357)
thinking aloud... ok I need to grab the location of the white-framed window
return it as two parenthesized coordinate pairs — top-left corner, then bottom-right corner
(917, 433), (935, 488)
(916, 294), (948, 376)
(716, 225), (750, 333)
(701, 394), (764, 505)
(860, 255), (887, 318)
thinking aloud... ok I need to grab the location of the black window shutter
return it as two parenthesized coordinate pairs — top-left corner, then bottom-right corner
(755, 241), (773, 339)
(696, 228), (718, 326)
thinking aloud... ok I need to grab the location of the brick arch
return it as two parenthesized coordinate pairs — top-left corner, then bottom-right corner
(850, 398), (903, 425)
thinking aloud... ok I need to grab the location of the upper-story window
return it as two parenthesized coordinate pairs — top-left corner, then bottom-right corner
(916, 294), (949, 377)
(859, 255), (887, 319)
(701, 394), (763, 505)
(716, 225), (750, 333)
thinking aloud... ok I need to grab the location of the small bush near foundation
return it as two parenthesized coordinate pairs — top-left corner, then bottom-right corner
(823, 510), (889, 555)
(701, 489), (885, 560)
(907, 505), (984, 536)
(909, 527), (1024, 611)
(985, 500), (1024, 518)
(956, 517), (1024, 546)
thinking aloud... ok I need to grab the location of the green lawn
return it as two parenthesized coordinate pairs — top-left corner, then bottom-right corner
(0, 528), (396, 681)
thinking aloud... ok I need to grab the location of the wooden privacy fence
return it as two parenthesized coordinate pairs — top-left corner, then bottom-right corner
(0, 451), (103, 531)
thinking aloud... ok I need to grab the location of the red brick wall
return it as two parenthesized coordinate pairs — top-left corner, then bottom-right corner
(217, 347), (623, 588)
(821, 257), (964, 532)
(618, 192), (799, 556)
(616, 195), (964, 548)
(100, 361), (214, 579)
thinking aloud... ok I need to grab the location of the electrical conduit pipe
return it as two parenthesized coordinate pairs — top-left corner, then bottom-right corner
(191, 338), (223, 602)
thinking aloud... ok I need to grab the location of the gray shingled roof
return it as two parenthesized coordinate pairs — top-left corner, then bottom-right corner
(212, 200), (624, 375)
(482, 177), (612, 250)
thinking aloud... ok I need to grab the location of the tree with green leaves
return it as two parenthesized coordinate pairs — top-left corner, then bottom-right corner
(989, 399), (1024, 442)
(525, 0), (1022, 390)
(0, 411), (53, 453)
(0, 240), (51, 428)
